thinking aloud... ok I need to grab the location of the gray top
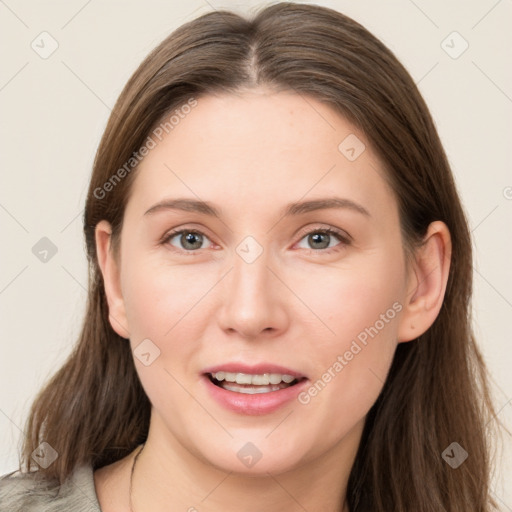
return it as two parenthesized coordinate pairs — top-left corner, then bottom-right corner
(0, 465), (101, 511)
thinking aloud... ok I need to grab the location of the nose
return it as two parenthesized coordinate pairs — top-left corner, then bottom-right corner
(216, 248), (290, 340)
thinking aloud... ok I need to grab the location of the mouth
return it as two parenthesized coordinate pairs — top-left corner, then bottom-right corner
(206, 371), (305, 394)
(201, 364), (309, 415)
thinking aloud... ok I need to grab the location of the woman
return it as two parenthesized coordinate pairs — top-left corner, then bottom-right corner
(0, 2), (500, 511)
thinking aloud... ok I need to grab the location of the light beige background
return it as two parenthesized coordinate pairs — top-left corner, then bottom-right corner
(1, 0), (511, 508)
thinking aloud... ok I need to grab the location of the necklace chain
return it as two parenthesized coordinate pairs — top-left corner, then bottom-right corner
(129, 443), (145, 512)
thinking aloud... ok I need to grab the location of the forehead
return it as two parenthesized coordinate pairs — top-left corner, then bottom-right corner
(126, 89), (397, 221)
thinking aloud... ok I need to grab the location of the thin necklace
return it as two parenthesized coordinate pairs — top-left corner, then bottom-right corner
(129, 443), (145, 512)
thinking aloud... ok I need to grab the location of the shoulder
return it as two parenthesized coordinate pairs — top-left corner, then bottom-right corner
(0, 465), (101, 512)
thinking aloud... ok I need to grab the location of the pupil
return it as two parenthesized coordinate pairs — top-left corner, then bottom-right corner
(310, 233), (329, 249)
(183, 232), (202, 249)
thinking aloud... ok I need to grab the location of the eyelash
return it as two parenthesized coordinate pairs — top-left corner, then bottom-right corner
(160, 226), (351, 256)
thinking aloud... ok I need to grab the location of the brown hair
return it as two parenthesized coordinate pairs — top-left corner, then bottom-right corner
(20, 3), (499, 510)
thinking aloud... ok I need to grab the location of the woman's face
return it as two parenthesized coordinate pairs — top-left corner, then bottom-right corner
(99, 89), (417, 475)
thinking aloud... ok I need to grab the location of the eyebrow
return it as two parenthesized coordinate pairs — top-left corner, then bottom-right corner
(143, 197), (371, 218)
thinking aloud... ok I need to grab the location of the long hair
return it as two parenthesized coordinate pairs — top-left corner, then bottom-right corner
(20, 3), (499, 510)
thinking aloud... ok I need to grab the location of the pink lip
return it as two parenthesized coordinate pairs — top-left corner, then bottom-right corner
(202, 363), (306, 379)
(201, 362), (309, 416)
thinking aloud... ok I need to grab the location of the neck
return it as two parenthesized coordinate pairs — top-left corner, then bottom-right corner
(130, 415), (362, 512)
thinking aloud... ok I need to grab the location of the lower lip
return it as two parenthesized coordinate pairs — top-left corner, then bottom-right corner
(202, 375), (309, 416)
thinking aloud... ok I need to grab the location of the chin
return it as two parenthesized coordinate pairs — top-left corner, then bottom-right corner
(190, 433), (310, 477)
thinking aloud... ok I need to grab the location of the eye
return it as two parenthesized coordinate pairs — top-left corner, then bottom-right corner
(163, 229), (212, 253)
(161, 226), (350, 256)
(295, 227), (349, 254)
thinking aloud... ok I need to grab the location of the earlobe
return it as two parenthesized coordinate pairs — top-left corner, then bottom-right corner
(95, 220), (130, 339)
(397, 221), (452, 343)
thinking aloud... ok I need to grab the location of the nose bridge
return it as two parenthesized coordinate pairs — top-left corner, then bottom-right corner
(230, 238), (275, 310)
(230, 231), (273, 292)
(232, 241), (270, 294)
(217, 235), (288, 337)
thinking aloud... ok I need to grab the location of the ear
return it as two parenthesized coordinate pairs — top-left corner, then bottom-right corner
(95, 220), (130, 339)
(397, 221), (452, 343)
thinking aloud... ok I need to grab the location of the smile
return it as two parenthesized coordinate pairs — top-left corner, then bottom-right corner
(207, 372), (300, 394)
(201, 363), (308, 414)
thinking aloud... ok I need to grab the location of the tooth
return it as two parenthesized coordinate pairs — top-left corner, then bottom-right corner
(221, 383), (279, 394)
(269, 373), (282, 385)
(212, 371), (299, 385)
(251, 374), (270, 385)
(235, 373), (253, 384)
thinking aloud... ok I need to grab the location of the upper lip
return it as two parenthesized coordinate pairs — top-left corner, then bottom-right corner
(203, 363), (307, 379)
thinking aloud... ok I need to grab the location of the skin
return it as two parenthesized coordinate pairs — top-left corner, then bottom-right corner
(93, 88), (451, 512)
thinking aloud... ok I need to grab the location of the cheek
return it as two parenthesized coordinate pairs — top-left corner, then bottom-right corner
(120, 258), (222, 405)
(121, 257), (215, 340)
(293, 251), (404, 414)
(120, 262), (209, 417)
(294, 249), (404, 347)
